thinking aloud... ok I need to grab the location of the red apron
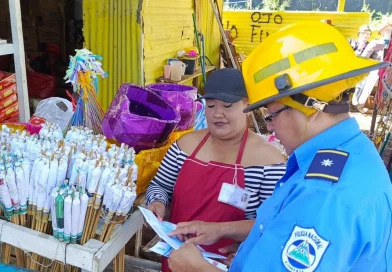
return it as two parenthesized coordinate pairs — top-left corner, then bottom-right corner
(162, 129), (248, 272)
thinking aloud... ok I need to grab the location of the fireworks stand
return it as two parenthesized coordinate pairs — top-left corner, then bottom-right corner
(0, 210), (143, 272)
(0, 2), (202, 269)
(0, 47), (148, 272)
(0, 122), (145, 272)
(0, 40), (203, 272)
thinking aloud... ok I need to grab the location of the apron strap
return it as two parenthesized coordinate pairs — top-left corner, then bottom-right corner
(235, 129), (249, 164)
(190, 129), (249, 163)
(190, 132), (211, 158)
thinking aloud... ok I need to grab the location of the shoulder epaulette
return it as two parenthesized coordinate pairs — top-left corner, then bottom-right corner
(305, 149), (349, 183)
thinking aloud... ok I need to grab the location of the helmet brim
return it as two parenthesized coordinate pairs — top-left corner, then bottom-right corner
(244, 60), (390, 113)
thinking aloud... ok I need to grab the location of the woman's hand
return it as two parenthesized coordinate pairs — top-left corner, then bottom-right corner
(219, 242), (240, 266)
(146, 201), (166, 222)
(169, 243), (220, 272)
(170, 220), (254, 244)
(169, 221), (224, 245)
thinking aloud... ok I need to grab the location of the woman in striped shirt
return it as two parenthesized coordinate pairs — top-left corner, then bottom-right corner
(146, 142), (286, 220)
(145, 68), (286, 271)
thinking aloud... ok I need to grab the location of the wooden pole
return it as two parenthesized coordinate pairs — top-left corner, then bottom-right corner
(8, 0), (30, 121)
(337, 0), (346, 12)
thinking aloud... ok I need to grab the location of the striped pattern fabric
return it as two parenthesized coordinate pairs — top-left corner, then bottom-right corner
(146, 142), (286, 219)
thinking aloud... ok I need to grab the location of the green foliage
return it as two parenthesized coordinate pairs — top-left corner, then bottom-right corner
(362, 2), (392, 31)
(261, 0), (292, 11)
(371, 13), (392, 29)
(223, 0), (291, 11)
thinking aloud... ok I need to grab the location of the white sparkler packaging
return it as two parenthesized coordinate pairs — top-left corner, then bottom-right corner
(0, 123), (138, 247)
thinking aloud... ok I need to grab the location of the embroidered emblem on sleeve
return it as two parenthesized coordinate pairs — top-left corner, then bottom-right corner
(305, 149), (349, 183)
(282, 225), (330, 272)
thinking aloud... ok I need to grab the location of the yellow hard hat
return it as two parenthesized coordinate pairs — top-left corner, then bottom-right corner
(242, 21), (390, 115)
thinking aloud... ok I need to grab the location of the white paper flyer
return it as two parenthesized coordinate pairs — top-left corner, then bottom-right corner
(138, 207), (229, 271)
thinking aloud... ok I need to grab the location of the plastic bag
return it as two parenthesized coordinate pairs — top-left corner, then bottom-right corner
(102, 84), (180, 152)
(146, 84), (197, 131)
(32, 97), (74, 131)
(27, 71), (56, 99)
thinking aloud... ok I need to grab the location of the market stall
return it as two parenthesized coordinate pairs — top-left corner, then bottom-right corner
(0, 31), (208, 270)
(0, 1), (234, 271)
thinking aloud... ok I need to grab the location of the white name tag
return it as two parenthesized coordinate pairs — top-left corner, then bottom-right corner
(218, 183), (250, 211)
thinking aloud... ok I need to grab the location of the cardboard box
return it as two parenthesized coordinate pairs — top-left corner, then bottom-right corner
(0, 93), (17, 108)
(3, 112), (20, 123)
(0, 72), (16, 90)
(38, 26), (61, 43)
(0, 84), (17, 100)
(23, 33), (39, 51)
(0, 101), (19, 122)
(0, 72), (17, 100)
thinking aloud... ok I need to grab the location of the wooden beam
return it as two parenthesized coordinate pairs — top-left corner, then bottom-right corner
(0, 44), (14, 56)
(0, 220), (104, 271)
(8, 0), (30, 122)
(93, 211), (144, 272)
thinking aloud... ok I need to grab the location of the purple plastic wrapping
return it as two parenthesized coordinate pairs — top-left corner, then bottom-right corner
(102, 84), (180, 152)
(146, 84), (197, 131)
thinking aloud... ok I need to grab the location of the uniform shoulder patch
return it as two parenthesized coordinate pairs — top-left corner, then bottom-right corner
(282, 225), (330, 272)
(305, 149), (349, 183)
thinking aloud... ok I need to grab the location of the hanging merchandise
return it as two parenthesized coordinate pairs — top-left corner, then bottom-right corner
(146, 84), (197, 131)
(64, 49), (108, 134)
(102, 84), (180, 152)
(0, 123), (138, 271)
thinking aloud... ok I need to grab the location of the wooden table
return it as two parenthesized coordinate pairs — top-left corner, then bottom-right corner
(156, 66), (215, 88)
(0, 211), (144, 272)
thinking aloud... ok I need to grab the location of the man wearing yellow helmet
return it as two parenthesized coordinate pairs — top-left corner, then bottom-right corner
(167, 21), (392, 272)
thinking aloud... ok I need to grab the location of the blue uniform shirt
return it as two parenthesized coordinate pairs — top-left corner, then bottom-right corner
(230, 118), (392, 271)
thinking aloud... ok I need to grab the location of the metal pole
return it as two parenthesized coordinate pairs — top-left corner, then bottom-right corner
(208, 0), (261, 134)
(209, 0), (237, 69)
(370, 103), (378, 138)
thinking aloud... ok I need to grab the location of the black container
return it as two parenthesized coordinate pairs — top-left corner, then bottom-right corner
(182, 58), (197, 75)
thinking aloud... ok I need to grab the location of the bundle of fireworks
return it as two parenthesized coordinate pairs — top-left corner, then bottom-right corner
(0, 123), (138, 270)
(64, 49), (107, 135)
